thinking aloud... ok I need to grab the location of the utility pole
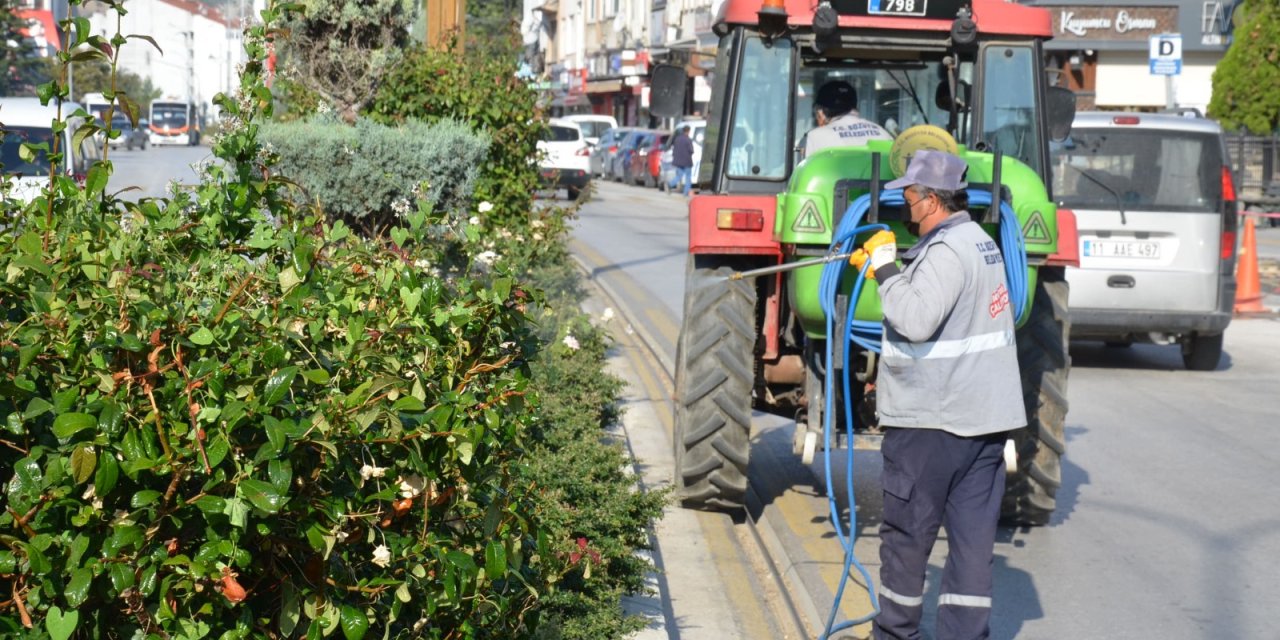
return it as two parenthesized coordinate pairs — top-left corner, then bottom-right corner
(425, 0), (466, 51)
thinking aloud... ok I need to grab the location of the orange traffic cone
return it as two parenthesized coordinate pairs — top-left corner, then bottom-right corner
(1234, 217), (1267, 314)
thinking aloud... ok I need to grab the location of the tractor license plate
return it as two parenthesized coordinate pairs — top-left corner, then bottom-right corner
(867, 0), (928, 17)
(1082, 240), (1161, 259)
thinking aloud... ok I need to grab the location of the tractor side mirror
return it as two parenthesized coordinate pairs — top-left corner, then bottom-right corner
(649, 64), (688, 119)
(934, 79), (971, 112)
(1046, 86), (1077, 142)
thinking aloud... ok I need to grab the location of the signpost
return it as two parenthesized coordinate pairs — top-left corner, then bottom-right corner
(1149, 33), (1181, 109)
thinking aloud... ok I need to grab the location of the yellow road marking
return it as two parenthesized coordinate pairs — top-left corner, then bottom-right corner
(645, 306), (680, 346)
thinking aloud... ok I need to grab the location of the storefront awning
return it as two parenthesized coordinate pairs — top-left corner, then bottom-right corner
(586, 80), (624, 94)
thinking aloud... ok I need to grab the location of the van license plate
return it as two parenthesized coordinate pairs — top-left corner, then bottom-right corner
(1083, 240), (1161, 259)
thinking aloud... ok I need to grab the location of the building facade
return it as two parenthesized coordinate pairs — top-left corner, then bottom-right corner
(1024, 0), (1237, 114)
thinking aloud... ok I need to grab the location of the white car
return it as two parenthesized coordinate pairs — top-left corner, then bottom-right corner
(2, 97), (100, 204)
(562, 114), (617, 147)
(537, 118), (592, 200)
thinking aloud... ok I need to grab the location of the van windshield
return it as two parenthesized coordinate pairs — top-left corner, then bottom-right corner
(2, 127), (56, 176)
(1051, 130), (1222, 212)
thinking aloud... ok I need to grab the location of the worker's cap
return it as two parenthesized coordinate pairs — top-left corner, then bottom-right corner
(885, 149), (969, 191)
(815, 81), (857, 114)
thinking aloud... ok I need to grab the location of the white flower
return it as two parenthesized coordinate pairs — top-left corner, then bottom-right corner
(91, 498), (103, 511)
(360, 463), (387, 481)
(562, 335), (580, 351)
(335, 530), (349, 541)
(469, 216), (481, 226)
(478, 201), (494, 213)
(531, 219), (545, 229)
(372, 544), (392, 567)
(601, 307), (615, 322)
(475, 251), (499, 266)
(532, 233), (543, 241)
(397, 475), (425, 499)
(82, 485), (97, 501)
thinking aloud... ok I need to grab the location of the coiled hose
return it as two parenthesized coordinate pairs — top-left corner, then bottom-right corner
(814, 188), (1024, 639)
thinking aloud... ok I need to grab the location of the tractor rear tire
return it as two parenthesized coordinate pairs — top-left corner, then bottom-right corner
(1004, 267), (1070, 526)
(673, 259), (756, 511)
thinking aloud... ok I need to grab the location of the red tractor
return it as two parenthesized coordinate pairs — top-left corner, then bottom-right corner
(650, 0), (1079, 525)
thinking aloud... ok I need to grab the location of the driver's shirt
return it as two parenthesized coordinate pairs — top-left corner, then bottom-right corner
(803, 111), (893, 157)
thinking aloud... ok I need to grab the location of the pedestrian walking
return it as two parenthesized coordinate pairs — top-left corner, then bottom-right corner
(855, 149), (1025, 640)
(669, 125), (695, 196)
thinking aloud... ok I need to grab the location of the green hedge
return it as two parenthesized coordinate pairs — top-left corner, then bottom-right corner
(259, 115), (489, 232)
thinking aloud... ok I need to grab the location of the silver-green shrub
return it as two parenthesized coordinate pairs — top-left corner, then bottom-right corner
(260, 115), (488, 232)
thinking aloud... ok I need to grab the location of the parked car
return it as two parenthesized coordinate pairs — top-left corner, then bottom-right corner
(562, 114), (617, 147)
(1, 97), (100, 203)
(627, 130), (669, 187)
(591, 126), (635, 179)
(1051, 112), (1237, 370)
(537, 118), (591, 200)
(637, 129), (675, 186)
(610, 129), (662, 182)
(107, 115), (149, 150)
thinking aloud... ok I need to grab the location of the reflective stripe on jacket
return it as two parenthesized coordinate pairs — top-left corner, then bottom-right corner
(875, 211), (1026, 436)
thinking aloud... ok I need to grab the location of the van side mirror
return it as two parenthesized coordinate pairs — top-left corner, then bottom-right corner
(1046, 86), (1077, 142)
(649, 64), (688, 119)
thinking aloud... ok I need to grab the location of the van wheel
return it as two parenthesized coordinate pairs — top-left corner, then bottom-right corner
(1182, 332), (1223, 371)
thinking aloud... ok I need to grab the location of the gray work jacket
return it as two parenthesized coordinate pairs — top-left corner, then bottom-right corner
(873, 211), (1026, 436)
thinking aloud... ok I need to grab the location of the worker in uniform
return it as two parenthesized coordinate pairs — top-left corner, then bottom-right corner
(854, 150), (1026, 640)
(803, 80), (892, 157)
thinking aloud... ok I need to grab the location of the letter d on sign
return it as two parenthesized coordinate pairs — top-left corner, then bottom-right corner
(1159, 40), (1175, 55)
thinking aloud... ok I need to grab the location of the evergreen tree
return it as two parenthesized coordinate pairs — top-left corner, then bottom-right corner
(1209, 0), (1280, 134)
(1, 0), (49, 96)
(278, 0), (418, 122)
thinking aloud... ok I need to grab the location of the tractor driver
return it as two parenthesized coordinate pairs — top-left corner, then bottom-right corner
(802, 80), (893, 158)
(855, 150), (1025, 640)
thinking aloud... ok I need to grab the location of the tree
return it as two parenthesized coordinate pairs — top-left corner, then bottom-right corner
(1209, 0), (1280, 134)
(1, 1), (49, 96)
(55, 58), (162, 113)
(467, 0), (523, 59)
(278, 0), (418, 122)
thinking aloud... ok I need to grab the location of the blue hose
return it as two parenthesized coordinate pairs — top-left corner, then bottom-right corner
(814, 188), (1025, 639)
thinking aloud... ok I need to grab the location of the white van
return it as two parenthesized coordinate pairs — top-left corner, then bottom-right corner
(562, 114), (618, 147)
(2, 97), (100, 204)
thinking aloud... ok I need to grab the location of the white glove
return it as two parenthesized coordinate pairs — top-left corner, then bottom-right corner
(869, 242), (897, 272)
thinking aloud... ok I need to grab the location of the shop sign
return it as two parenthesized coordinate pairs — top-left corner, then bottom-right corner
(1050, 6), (1177, 40)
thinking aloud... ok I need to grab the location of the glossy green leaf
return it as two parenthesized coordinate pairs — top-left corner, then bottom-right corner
(70, 445), (97, 485)
(130, 490), (161, 508)
(339, 605), (369, 640)
(239, 478), (288, 514)
(264, 366), (299, 406)
(94, 453), (119, 495)
(66, 568), (93, 607)
(188, 326), (215, 345)
(45, 606), (78, 640)
(53, 412), (96, 439)
(485, 540), (507, 581)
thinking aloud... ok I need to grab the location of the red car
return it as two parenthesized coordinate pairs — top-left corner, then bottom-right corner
(626, 131), (670, 187)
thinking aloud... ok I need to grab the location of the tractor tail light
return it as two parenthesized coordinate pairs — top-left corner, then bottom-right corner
(716, 209), (765, 231)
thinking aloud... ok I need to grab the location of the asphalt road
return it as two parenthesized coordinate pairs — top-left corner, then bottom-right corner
(571, 179), (1280, 639)
(105, 143), (213, 199)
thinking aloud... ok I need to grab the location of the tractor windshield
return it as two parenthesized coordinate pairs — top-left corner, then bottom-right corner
(713, 31), (1047, 185)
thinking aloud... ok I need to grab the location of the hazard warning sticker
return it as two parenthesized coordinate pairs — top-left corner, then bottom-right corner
(792, 200), (826, 234)
(1021, 210), (1052, 244)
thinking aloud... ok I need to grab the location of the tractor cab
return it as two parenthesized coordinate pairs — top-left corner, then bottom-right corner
(652, 0), (1074, 196)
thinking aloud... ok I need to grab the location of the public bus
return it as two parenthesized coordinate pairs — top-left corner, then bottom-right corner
(149, 100), (202, 146)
